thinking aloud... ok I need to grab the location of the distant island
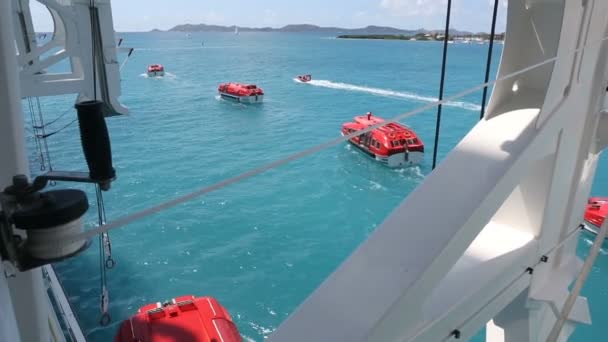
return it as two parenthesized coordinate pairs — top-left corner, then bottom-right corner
(155, 23), (484, 36)
(337, 32), (505, 42)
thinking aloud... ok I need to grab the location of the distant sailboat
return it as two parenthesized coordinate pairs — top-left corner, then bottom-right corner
(234, 26), (239, 35)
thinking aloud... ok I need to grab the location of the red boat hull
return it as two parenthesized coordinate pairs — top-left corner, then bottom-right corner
(297, 74), (312, 82)
(115, 295), (242, 342)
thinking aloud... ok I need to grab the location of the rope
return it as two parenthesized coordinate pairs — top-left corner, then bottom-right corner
(38, 118), (78, 139)
(62, 34), (608, 245)
(26, 97), (46, 171)
(95, 184), (112, 326)
(89, 1), (111, 324)
(32, 105), (72, 129)
(431, 0), (452, 170)
(35, 97), (53, 173)
(479, 0), (501, 120)
(547, 221), (608, 341)
(119, 48), (134, 72)
(90, 0), (97, 101)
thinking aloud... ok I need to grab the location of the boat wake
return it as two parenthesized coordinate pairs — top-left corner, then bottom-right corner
(139, 72), (177, 79)
(294, 79), (481, 111)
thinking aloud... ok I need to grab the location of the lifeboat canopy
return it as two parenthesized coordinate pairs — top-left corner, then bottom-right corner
(341, 112), (424, 167)
(218, 83), (264, 103)
(115, 295), (242, 342)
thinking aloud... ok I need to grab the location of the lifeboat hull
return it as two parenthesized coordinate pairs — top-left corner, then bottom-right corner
(115, 295), (242, 342)
(147, 71), (164, 77)
(219, 92), (264, 103)
(381, 150), (424, 167)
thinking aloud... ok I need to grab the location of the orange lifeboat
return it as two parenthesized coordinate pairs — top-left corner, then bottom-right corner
(147, 64), (165, 77)
(115, 295), (242, 342)
(218, 83), (264, 103)
(341, 112), (424, 167)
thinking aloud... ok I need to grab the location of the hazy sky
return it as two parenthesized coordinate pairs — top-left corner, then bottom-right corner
(31, 0), (507, 33)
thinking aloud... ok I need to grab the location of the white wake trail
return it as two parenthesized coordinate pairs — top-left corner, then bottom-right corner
(295, 79), (481, 111)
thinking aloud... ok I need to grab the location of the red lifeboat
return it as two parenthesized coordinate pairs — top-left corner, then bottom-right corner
(296, 74), (312, 82)
(583, 197), (608, 236)
(147, 64), (165, 77)
(115, 295), (242, 342)
(341, 112), (424, 167)
(217, 83), (264, 103)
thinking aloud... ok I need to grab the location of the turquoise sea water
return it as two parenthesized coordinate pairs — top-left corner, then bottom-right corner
(25, 32), (608, 341)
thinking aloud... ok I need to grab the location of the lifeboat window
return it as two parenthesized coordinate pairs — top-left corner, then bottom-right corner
(370, 139), (377, 148)
(407, 139), (415, 145)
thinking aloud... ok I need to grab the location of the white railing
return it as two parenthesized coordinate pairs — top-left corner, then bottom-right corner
(42, 265), (86, 342)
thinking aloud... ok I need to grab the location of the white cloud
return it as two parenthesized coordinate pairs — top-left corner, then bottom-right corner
(380, 0), (447, 17)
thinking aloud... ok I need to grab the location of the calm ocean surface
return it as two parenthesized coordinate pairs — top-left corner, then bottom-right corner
(25, 32), (608, 341)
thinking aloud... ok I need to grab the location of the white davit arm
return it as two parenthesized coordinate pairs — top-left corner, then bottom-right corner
(15, 0), (128, 115)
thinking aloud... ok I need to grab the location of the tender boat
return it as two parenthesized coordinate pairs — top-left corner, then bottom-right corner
(583, 197), (608, 236)
(115, 295), (242, 342)
(147, 64), (164, 77)
(218, 83), (264, 103)
(341, 113), (424, 167)
(297, 74), (312, 82)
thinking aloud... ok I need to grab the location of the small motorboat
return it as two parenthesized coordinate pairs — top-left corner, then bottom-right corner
(341, 113), (424, 167)
(218, 83), (264, 103)
(297, 74), (312, 82)
(583, 197), (608, 236)
(147, 64), (164, 77)
(115, 295), (242, 342)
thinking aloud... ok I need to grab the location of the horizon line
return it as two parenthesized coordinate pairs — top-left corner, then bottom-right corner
(134, 23), (504, 34)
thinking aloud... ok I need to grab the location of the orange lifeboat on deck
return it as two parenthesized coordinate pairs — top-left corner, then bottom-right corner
(341, 112), (424, 167)
(218, 83), (264, 103)
(583, 197), (608, 237)
(115, 295), (242, 342)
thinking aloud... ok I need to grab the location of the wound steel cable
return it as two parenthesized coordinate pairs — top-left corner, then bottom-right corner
(32, 105), (73, 129)
(432, 0), (452, 170)
(479, 0), (501, 120)
(35, 97), (54, 172)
